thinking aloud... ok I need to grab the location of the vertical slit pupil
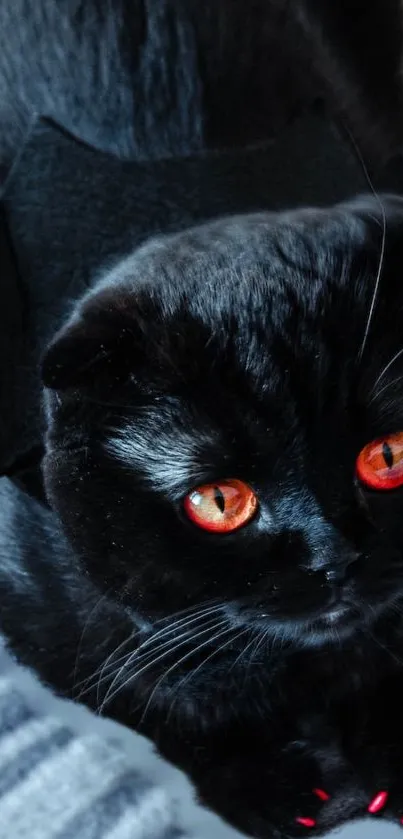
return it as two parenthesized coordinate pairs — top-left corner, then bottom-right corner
(214, 487), (226, 514)
(382, 441), (394, 469)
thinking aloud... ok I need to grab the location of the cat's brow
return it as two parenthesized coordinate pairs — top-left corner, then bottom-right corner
(105, 423), (212, 496)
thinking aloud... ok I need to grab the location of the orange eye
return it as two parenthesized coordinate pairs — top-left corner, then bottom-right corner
(183, 479), (258, 533)
(356, 432), (403, 490)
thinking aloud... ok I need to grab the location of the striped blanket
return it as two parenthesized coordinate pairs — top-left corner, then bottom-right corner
(0, 647), (245, 839)
(0, 648), (396, 839)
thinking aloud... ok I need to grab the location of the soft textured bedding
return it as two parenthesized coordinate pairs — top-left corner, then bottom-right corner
(0, 646), (247, 839)
(0, 645), (398, 839)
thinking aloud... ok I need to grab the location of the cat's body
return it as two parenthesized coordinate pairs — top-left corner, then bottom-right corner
(2, 2), (403, 838)
(2, 200), (403, 836)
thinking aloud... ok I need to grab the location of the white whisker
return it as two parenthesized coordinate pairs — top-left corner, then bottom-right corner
(77, 651), (132, 702)
(99, 618), (229, 713)
(72, 589), (113, 697)
(94, 613), (224, 703)
(359, 205), (386, 362)
(368, 373), (403, 406)
(139, 623), (238, 726)
(245, 627), (271, 680)
(78, 603), (225, 703)
(95, 632), (139, 706)
(75, 638), (135, 701)
(366, 625), (403, 669)
(131, 604), (224, 659)
(345, 130), (386, 362)
(371, 347), (403, 395)
(76, 606), (218, 696)
(151, 598), (221, 628)
(227, 628), (257, 673)
(165, 628), (249, 724)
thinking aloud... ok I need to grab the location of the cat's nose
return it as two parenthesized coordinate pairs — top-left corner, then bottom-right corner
(305, 520), (361, 582)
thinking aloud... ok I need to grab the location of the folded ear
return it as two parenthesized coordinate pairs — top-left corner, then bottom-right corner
(42, 289), (212, 392)
(43, 318), (119, 390)
(41, 292), (155, 390)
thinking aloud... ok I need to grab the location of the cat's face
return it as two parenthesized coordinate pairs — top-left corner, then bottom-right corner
(42, 197), (403, 656)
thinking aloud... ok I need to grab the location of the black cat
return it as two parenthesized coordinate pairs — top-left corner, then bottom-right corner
(2, 198), (403, 836)
(3, 2), (403, 837)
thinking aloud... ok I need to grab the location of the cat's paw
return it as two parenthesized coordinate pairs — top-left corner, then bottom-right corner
(196, 754), (336, 838)
(376, 787), (403, 827)
(323, 788), (403, 831)
(293, 787), (331, 831)
(293, 782), (375, 835)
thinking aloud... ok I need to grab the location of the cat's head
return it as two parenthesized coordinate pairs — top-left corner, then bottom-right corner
(42, 196), (403, 658)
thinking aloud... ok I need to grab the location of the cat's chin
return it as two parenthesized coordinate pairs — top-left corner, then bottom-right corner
(268, 596), (397, 649)
(296, 616), (360, 648)
(252, 604), (367, 649)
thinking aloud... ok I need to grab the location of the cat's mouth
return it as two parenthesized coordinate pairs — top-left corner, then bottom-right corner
(229, 596), (365, 646)
(282, 602), (362, 646)
(310, 600), (361, 635)
(271, 591), (392, 645)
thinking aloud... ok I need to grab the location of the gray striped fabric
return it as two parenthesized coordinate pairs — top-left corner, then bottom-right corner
(0, 648), (397, 839)
(0, 648), (246, 839)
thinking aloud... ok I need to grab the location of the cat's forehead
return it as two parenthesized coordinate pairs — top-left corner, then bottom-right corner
(132, 210), (371, 345)
(119, 206), (367, 298)
(95, 203), (380, 340)
(45, 195), (403, 414)
(127, 201), (403, 417)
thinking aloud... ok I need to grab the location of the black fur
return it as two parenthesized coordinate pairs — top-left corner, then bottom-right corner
(3, 3), (403, 838)
(3, 199), (403, 836)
